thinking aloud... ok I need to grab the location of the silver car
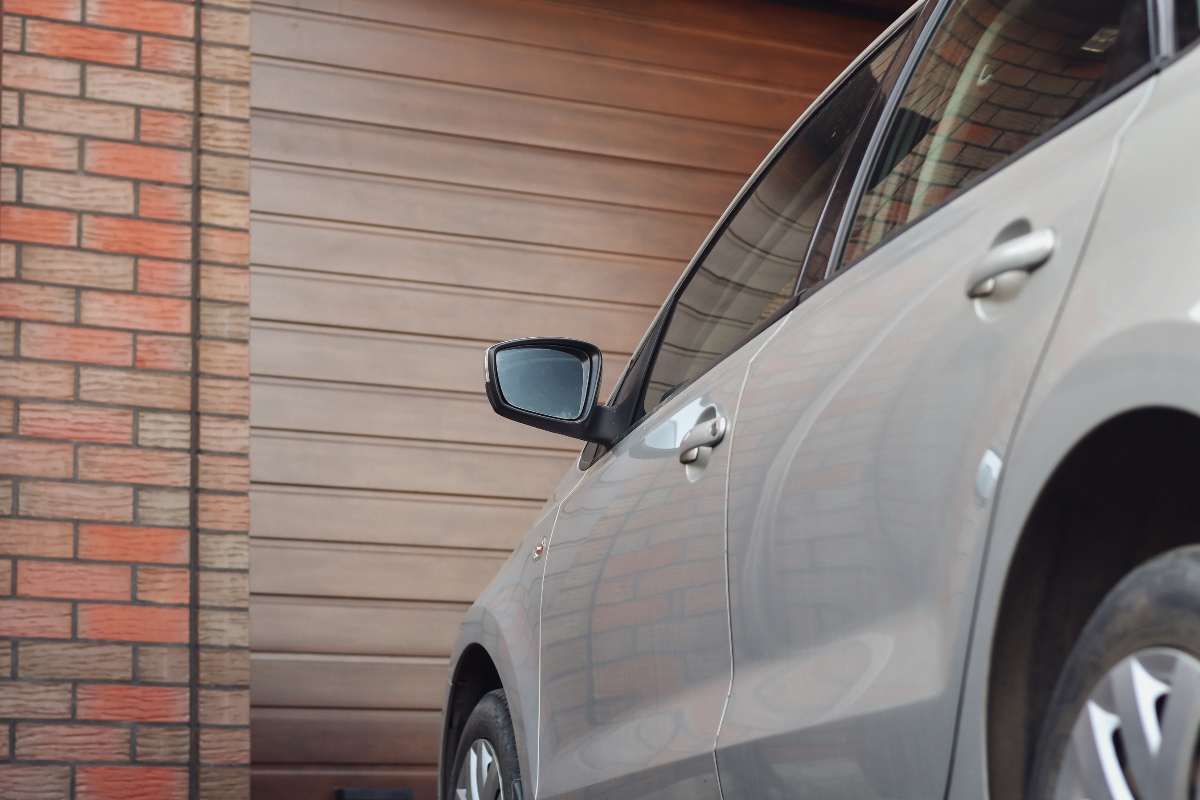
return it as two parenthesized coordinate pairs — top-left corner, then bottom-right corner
(440, 0), (1200, 798)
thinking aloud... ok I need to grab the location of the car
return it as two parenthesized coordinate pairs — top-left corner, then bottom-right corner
(439, 0), (1200, 798)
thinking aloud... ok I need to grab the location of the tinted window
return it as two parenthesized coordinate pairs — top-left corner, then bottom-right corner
(842, 0), (1151, 267)
(641, 30), (908, 412)
(1179, 0), (1200, 49)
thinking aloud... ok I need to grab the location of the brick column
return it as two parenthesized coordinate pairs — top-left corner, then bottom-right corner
(0, 0), (250, 796)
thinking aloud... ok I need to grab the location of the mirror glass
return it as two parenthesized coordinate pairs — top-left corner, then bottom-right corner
(495, 346), (590, 420)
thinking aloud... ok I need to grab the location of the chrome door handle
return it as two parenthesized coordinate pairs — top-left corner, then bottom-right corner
(966, 228), (1057, 299)
(679, 415), (727, 464)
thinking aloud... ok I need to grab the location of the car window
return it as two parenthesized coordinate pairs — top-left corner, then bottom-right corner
(639, 28), (910, 414)
(840, 0), (1152, 268)
(1179, 0), (1200, 49)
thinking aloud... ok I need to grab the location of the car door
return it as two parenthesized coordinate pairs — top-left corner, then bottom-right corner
(532, 23), (915, 800)
(714, 1), (1158, 798)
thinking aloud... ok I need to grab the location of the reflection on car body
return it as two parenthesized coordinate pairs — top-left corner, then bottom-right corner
(441, 2), (1200, 800)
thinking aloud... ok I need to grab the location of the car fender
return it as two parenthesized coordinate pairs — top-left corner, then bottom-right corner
(947, 320), (1200, 800)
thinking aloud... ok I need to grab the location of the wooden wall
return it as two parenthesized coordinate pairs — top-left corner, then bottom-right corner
(247, 1), (885, 797)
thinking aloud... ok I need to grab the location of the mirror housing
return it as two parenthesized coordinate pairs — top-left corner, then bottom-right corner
(485, 337), (624, 446)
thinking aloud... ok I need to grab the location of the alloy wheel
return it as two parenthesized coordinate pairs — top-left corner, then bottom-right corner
(1054, 647), (1200, 800)
(455, 738), (504, 800)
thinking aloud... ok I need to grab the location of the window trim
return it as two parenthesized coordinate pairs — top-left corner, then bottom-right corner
(826, 0), (1164, 279)
(629, 14), (922, 423)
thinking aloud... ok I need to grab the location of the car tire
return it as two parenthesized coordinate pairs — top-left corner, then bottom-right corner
(450, 689), (523, 800)
(1027, 545), (1200, 800)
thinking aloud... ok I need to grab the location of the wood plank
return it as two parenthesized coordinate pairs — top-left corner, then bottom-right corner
(250, 430), (576, 500)
(250, 213), (681, 307)
(251, 378), (576, 451)
(250, 596), (467, 657)
(252, 5), (823, 130)
(250, 485), (538, 550)
(250, 163), (712, 262)
(264, 0), (881, 74)
(250, 266), (657, 357)
(251, 707), (441, 764)
(251, 766), (437, 800)
(250, 323), (496, 394)
(251, 58), (781, 173)
(566, 0), (890, 49)
(250, 322), (630, 397)
(250, 653), (448, 709)
(249, 539), (509, 603)
(252, 112), (743, 216)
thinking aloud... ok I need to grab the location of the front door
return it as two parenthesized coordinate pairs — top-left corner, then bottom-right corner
(534, 24), (915, 799)
(715, 0), (1157, 797)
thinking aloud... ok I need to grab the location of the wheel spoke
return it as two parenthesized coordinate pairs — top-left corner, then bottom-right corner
(1152, 655), (1200, 800)
(1111, 656), (1169, 797)
(1070, 700), (1134, 800)
(456, 739), (504, 800)
(1054, 648), (1200, 800)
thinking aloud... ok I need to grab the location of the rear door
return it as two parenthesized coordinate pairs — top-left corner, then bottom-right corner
(715, 1), (1157, 798)
(533, 25), (913, 800)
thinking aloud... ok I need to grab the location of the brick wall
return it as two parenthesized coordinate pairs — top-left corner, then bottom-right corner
(0, 0), (250, 796)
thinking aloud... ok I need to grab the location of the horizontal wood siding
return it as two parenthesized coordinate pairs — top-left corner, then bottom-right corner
(248, 0), (884, 797)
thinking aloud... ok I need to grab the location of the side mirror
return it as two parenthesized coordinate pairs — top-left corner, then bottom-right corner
(485, 338), (620, 445)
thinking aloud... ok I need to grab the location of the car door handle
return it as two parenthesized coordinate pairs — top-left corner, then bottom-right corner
(966, 228), (1057, 299)
(679, 415), (728, 464)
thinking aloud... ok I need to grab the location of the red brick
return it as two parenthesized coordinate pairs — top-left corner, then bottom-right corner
(20, 323), (133, 366)
(139, 109), (192, 148)
(136, 566), (189, 604)
(2, 53), (81, 96)
(18, 561), (131, 601)
(86, 65), (193, 112)
(199, 726), (249, 765)
(24, 94), (135, 140)
(0, 129), (79, 170)
(199, 265), (248, 303)
(0, 766), (72, 798)
(78, 524), (188, 564)
(19, 403), (134, 444)
(78, 603), (188, 643)
(19, 481), (133, 522)
(86, 141), (191, 185)
(25, 19), (138, 66)
(0, 360), (76, 399)
(199, 227), (248, 266)
(197, 493), (247, 531)
(0, 559), (11, 594)
(79, 366), (191, 410)
(78, 446), (190, 487)
(198, 454), (247, 492)
(82, 216), (191, 260)
(0, 682), (73, 717)
(0, 439), (74, 478)
(0, 282), (76, 323)
(0, 206), (78, 246)
(15, 723), (130, 761)
(141, 36), (194, 76)
(77, 765), (188, 800)
(0, 599), (72, 637)
(136, 334), (192, 371)
(5, 0), (81, 21)
(198, 377), (247, 415)
(87, 0), (195, 38)
(81, 291), (191, 334)
(137, 259), (191, 296)
(0, 399), (13, 435)
(0, 519), (74, 558)
(77, 684), (189, 722)
(139, 184), (192, 222)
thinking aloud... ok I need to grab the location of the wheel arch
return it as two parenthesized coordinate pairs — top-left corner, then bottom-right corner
(985, 405), (1200, 799)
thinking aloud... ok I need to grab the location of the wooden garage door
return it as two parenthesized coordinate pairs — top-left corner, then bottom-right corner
(248, 0), (887, 797)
